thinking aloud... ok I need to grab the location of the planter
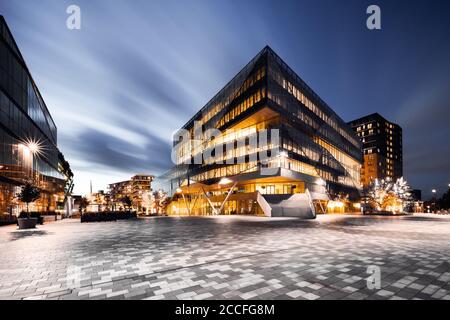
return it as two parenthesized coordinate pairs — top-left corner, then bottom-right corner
(80, 211), (137, 223)
(18, 218), (38, 230)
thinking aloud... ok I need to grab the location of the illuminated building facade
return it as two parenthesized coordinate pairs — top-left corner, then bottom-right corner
(108, 174), (154, 213)
(348, 113), (403, 187)
(0, 16), (72, 215)
(164, 46), (363, 218)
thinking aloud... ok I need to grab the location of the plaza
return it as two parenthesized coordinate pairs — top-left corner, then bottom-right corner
(0, 214), (449, 300)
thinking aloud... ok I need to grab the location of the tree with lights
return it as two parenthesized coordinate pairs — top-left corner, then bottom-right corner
(151, 190), (170, 215)
(78, 197), (90, 214)
(141, 190), (152, 215)
(366, 177), (412, 213)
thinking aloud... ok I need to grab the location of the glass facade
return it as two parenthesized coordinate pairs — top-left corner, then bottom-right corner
(0, 16), (69, 215)
(164, 46), (363, 216)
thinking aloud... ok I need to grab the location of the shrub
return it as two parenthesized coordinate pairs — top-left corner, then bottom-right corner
(0, 214), (17, 226)
(80, 211), (136, 223)
(17, 183), (41, 216)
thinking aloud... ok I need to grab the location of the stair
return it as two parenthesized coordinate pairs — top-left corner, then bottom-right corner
(262, 193), (316, 219)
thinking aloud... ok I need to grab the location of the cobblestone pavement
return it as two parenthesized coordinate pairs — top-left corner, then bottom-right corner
(0, 214), (450, 300)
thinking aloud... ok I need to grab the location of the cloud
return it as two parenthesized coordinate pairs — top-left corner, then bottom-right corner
(3, 0), (450, 197)
(98, 45), (190, 114)
(61, 127), (172, 175)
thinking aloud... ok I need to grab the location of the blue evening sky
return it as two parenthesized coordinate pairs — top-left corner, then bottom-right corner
(1, 0), (449, 199)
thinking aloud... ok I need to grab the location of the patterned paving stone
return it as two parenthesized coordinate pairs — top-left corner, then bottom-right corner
(0, 214), (449, 300)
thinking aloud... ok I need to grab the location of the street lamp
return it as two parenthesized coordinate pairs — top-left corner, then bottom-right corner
(218, 177), (233, 185)
(27, 142), (40, 154)
(431, 189), (437, 213)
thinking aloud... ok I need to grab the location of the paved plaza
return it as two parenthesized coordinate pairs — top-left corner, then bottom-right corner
(0, 214), (450, 300)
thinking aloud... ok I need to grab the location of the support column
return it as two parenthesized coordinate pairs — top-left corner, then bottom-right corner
(180, 191), (191, 215)
(218, 182), (238, 214)
(202, 187), (218, 215)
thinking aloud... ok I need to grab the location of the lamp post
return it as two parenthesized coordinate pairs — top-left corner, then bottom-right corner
(432, 189), (437, 213)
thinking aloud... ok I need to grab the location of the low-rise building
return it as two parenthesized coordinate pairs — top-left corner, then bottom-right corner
(108, 174), (154, 213)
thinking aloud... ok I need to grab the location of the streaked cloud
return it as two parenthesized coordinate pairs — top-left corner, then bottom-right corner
(2, 0), (450, 198)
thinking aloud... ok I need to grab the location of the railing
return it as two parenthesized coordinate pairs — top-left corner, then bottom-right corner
(305, 188), (316, 218)
(256, 191), (272, 217)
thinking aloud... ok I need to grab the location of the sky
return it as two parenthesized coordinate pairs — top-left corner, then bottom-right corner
(1, 0), (449, 199)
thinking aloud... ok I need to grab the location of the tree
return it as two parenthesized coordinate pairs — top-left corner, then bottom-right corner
(365, 177), (412, 213)
(104, 194), (112, 211)
(79, 197), (90, 214)
(152, 190), (170, 215)
(59, 152), (74, 209)
(438, 188), (450, 209)
(122, 195), (133, 213)
(141, 191), (152, 215)
(17, 183), (41, 217)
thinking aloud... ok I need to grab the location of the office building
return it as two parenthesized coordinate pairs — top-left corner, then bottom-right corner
(0, 16), (72, 215)
(163, 46), (363, 218)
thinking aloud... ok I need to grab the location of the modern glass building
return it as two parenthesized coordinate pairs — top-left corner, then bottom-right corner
(0, 16), (72, 215)
(164, 46), (362, 218)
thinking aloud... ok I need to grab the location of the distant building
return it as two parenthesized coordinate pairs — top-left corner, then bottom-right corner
(108, 174), (154, 213)
(411, 189), (422, 201)
(348, 113), (403, 187)
(89, 190), (110, 212)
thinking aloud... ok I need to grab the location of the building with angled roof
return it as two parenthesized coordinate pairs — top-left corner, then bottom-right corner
(163, 46), (363, 218)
